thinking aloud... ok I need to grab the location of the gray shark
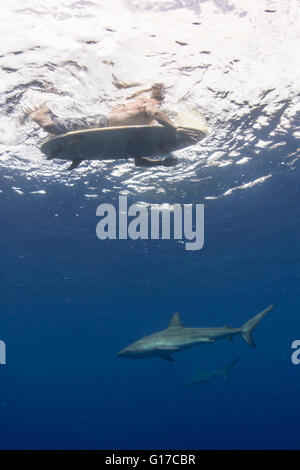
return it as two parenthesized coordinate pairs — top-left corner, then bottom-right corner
(186, 358), (240, 386)
(117, 304), (274, 361)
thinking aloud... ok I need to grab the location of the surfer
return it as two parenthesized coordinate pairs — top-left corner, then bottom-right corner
(29, 83), (178, 167)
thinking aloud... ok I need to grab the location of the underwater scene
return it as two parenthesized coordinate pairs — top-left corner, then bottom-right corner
(0, 0), (300, 450)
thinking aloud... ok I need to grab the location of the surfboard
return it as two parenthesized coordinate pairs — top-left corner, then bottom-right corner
(40, 125), (206, 164)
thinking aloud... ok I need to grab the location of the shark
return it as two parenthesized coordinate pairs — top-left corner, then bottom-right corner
(186, 358), (240, 386)
(117, 304), (274, 361)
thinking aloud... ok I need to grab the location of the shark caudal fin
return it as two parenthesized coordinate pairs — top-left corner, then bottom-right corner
(240, 304), (274, 347)
(222, 358), (240, 379)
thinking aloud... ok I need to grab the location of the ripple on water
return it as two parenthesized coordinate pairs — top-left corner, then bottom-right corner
(0, 0), (299, 202)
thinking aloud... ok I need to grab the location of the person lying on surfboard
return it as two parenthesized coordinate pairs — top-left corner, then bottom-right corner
(29, 83), (179, 168)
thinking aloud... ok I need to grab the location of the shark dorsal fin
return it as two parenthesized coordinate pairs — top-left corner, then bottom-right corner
(168, 312), (183, 328)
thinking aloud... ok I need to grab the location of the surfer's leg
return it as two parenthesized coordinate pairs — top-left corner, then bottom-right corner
(50, 117), (81, 135)
(30, 103), (58, 134)
(51, 114), (108, 134)
(29, 103), (70, 135)
(31, 104), (109, 134)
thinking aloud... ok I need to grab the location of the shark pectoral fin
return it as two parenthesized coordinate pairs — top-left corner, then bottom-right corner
(156, 346), (176, 361)
(201, 337), (215, 343)
(201, 336), (216, 343)
(159, 353), (174, 362)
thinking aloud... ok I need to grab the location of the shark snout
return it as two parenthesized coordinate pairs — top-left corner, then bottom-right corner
(117, 346), (133, 358)
(117, 342), (145, 358)
(117, 348), (126, 357)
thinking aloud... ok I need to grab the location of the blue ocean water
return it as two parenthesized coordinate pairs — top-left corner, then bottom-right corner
(1, 0), (300, 451)
(1, 156), (300, 449)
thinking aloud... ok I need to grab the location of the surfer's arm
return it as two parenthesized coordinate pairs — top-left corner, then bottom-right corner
(125, 87), (152, 100)
(146, 105), (176, 129)
(154, 110), (176, 129)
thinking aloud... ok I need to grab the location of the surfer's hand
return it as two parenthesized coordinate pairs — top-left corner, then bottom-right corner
(176, 127), (204, 144)
(163, 156), (178, 167)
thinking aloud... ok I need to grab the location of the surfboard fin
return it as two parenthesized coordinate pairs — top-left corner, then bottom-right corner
(48, 146), (63, 159)
(67, 159), (82, 170)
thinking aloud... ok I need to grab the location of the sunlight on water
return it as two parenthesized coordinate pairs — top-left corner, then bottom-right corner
(0, 0), (299, 201)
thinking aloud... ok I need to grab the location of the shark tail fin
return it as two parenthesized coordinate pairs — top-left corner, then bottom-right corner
(222, 358), (240, 379)
(240, 304), (274, 347)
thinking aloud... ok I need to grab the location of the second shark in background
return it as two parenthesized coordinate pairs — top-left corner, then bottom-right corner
(186, 358), (240, 386)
